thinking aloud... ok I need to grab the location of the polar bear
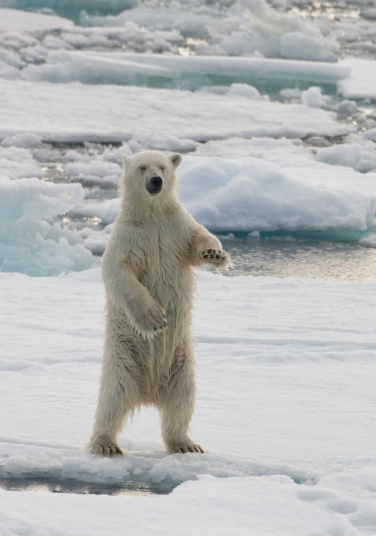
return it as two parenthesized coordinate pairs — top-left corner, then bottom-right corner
(89, 150), (230, 456)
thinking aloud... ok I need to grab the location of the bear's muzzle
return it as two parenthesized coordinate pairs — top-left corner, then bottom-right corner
(146, 176), (163, 195)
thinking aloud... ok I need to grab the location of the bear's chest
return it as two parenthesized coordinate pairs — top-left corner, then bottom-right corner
(133, 221), (191, 290)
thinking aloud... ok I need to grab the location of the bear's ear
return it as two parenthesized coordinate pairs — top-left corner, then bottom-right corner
(170, 153), (182, 169)
(122, 154), (131, 169)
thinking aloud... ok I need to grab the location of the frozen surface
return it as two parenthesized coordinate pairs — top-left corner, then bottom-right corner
(0, 172), (97, 275)
(0, 0), (376, 532)
(0, 78), (354, 143)
(20, 51), (349, 88)
(2, 143), (376, 275)
(0, 270), (376, 534)
(0, 8), (73, 32)
(337, 58), (376, 100)
(71, 154), (376, 232)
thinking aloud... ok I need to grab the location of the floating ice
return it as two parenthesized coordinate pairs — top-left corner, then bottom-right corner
(0, 176), (97, 275)
(0, 8), (73, 32)
(0, 78), (354, 144)
(316, 141), (376, 173)
(1, 270), (376, 533)
(85, 0), (339, 61)
(301, 87), (329, 109)
(21, 51), (350, 90)
(337, 58), (376, 100)
(178, 156), (376, 233)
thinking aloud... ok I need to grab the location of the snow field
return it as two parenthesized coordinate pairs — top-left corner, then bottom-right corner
(0, 270), (376, 534)
(0, 1), (376, 534)
(0, 77), (354, 143)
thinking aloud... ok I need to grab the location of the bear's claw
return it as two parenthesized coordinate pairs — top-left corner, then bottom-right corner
(135, 302), (168, 337)
(168, 441), (205, 454)
(90, 442), (123, 457)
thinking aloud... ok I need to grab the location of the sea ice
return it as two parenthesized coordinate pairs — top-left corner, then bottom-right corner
(316, 141), (376, 173)
(0, 8), (73, 32)
(337, 58), (376, 100)
(0, 270), (376, 534)
(0, 77), (354, 144)
(0, 175), (97, 275)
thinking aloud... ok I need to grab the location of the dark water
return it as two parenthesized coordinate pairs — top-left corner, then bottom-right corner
(221, 235), (376, 281)
(0, 477), (170, 496)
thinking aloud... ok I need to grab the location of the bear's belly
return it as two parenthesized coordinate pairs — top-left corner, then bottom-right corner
(142, 262), (194, 327)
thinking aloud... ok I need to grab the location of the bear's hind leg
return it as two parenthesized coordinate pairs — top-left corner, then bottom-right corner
(159, 352), (204, 454)
(89, 350), (141, 456)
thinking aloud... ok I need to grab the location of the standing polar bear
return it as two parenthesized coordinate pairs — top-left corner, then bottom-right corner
(89, 150), (230, 456)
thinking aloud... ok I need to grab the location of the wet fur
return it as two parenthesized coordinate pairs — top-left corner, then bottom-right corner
(89, 150), (230, 456)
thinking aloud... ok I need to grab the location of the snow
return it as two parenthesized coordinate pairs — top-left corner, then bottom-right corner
(0, 174), (97, 275)
(1, 0), (376, 533)
(0, 77), (354, 144)
(1, 143), (376, 273)
(84, 0), (340, 61)
(20, 51), (349, 88)
(1, 270), (376, 534)
(316, 141), (376, 173)
(70, 154), (376, 233)
(2, 473), (376, 535)
(0, 8), (73, 32)
(337, 58), (376, 100)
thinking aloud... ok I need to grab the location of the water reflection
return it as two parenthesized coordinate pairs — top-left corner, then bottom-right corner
(220, 235), (376, 281)
(0, 478), (165, 496)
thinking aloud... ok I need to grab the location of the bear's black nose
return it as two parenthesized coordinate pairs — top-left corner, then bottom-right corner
(146, 175), (163, 195)
(150, 176), (162, 188)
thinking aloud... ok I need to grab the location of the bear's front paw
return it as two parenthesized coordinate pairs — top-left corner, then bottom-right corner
(199, 248), (231, 270)
(135, 301), (167, 338)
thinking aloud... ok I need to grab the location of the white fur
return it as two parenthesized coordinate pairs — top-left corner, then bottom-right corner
(89, 150), (230, 456)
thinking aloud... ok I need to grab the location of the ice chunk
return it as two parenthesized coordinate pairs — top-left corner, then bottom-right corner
(21, 51), (350, 90)
(337, 58), (376, 100)
(301, 87), (328, 109)
(0, 78), (354, 144)
(316, 142), (376, 173)
(178, 155), (376, 233)
(0, 176), (97, 275)
(360, 234), (376, 247)
(0, 8), (73, 32)
(281, 32), (337, 62)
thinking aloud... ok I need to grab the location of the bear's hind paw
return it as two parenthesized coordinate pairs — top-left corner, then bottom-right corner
(90, 441), (123, 457)
(168, 441), (205, 454)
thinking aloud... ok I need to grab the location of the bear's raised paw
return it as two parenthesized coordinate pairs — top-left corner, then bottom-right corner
(199, 248), (230, 270)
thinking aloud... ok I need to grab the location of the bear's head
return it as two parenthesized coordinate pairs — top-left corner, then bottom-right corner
(122, 151), (182, 202)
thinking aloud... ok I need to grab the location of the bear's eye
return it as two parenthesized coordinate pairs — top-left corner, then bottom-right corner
(160, 166), (166, 171)
(139, 166), (147, 172)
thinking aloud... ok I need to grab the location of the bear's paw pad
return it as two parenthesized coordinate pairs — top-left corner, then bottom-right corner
(199, 248), (230, 268)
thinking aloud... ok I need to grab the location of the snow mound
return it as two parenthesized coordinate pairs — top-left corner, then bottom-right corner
(316, 142), (376, 173)
(179, 156), (376, 233)
(70, 154), (376, 239)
